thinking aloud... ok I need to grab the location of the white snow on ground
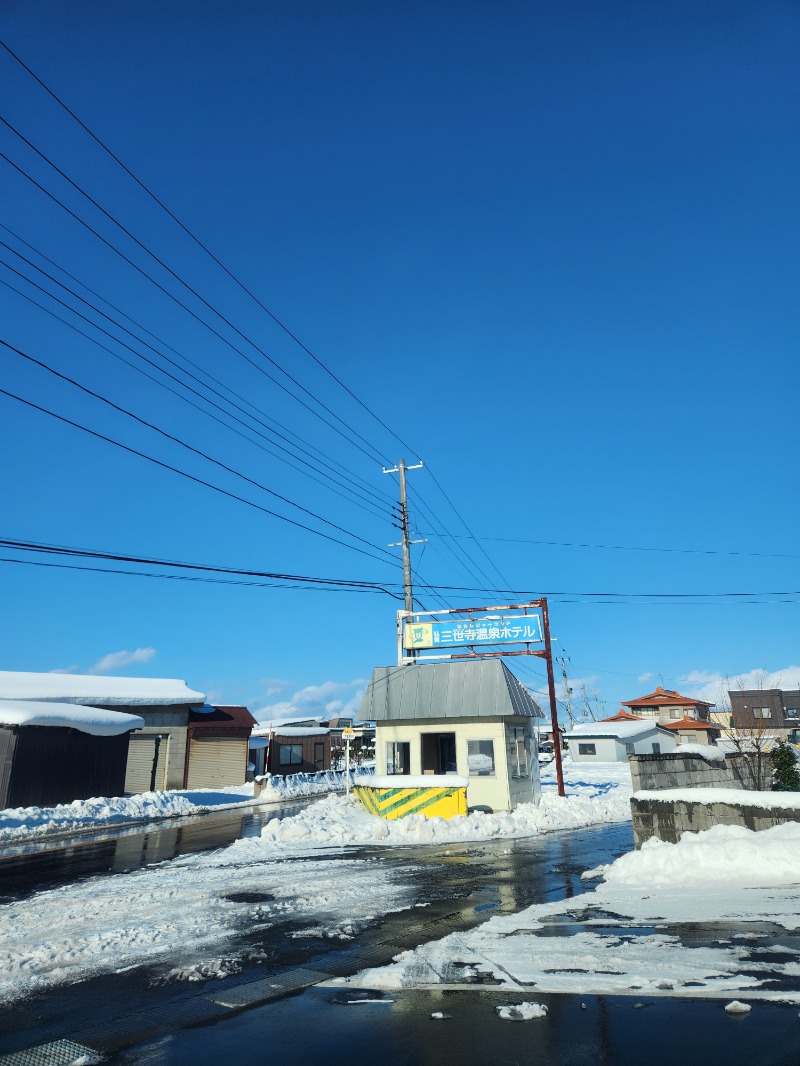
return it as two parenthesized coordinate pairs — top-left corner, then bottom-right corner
(0, 758), (632, 1003)
(0, 837), (420, 1004)
(334, 820), (800, 1002)
(0, 769), (365, 847)
(0, 785), (257, 846)
(252, 760), (632, 852)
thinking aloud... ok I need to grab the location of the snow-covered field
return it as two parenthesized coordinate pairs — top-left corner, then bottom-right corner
(333, 820), (800, 1003)
(0, 761), (632, 1004)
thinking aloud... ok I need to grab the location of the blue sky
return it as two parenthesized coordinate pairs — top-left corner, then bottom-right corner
(1, 1), (798, 722)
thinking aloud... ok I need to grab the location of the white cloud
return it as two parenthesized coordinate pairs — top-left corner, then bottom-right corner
(637, 672), (654, 683)
(48, 665), (81, 674)
(254, 679), (367, 723)
(679, 666), (800, 707)
(88, 648), (157, 675)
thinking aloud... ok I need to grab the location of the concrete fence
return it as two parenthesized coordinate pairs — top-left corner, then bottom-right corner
(631, 793), (800, 846)
(629, 750), (769, 793)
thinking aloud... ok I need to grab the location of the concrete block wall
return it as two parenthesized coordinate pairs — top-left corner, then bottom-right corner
(629, 751), (768, 792)
(631, 795), (800, 846)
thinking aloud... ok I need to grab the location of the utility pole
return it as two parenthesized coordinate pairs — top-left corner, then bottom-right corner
(384, 458), (425, 613)
(557, 656), (574, 729)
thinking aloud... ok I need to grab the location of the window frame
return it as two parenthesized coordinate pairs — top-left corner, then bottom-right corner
(467, 738), (496, 777)
(278, 743), (303, 767)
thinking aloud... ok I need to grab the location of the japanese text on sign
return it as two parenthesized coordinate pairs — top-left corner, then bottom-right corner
(404, 614), (543, 650)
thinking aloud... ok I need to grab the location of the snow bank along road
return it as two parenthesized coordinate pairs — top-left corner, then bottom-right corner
(0, 762), (630, 1006)
(4, 759), (799, 1064)
(0, 769), (358, 848)
(333, 818), (800, 1003)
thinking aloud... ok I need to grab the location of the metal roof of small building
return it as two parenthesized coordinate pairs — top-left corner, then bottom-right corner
(360, 659), (543, 722)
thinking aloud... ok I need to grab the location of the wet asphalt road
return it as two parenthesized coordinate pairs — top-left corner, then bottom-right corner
(2, 814), (798, 1066)
(0, 811), (633, 1061)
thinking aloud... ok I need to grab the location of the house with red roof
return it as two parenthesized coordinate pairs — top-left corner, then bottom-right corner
(660, 715), (721, 747)
(621, 685), (714, 725)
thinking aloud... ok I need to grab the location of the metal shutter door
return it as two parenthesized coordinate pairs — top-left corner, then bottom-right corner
(125, 734), (168, 794)
(186, 736), (247, 789)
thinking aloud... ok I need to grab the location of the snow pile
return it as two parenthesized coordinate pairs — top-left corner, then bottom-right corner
(496, 1001), (548, 1021)
(0, 699), (143, 735)
(337, 819), (800, 1001)
(601, 822), (800, 889)
(634, 787), (800, 809)
(0, 785), (257, 846)
(258, 767), (372, 800)
(254, 766), (632, 853)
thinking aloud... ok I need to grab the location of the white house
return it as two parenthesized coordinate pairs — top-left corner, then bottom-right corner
(565, 720), (677, 763)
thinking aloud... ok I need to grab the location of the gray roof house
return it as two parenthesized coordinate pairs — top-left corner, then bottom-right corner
(360, 659), (543, 812)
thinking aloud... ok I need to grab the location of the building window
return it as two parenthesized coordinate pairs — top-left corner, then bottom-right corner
(509, 728), (530, 779)
(578, 743), (596, 756)
(670, 709), (681, 719)
(652, 743), (661, 754)
(624, 742), (634, 755)
(279, 744), (303, 767)
(467, 739), (496, 776)
(386, 741), (410, 775)
(753, 708), (772, 719)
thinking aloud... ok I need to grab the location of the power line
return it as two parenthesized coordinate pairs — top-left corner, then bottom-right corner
(0, 35), (420, 462)
(0, 378), (399, 568)
(0, 536), (399, 591)
(0, 254), (392, 522)
(0, 133), (390, 467)
(418, 532), (800, 562)
(3, 337), (398, 562)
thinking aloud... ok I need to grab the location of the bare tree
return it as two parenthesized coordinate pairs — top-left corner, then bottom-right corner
(719, 672), (776, 790)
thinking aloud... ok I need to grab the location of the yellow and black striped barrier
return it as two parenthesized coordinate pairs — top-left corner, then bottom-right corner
(354, 781), (467, 821)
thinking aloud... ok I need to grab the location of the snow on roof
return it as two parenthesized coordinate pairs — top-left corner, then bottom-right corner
(252, 714), (326, 731)
(0, 699), (144, 736)
(0, 671), (204, 707)
(662, 716), (718, 731)
(565, 721), (661, 740)
(622, 685), (714, 709)
(272, 727), (330, 737)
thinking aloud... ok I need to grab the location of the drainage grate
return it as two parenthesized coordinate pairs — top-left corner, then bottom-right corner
(212, 967), (332, 1008)
(0, 1038), (99, 1066)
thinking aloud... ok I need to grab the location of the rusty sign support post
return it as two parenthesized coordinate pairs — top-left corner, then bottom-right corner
(540, 598), (565, 798)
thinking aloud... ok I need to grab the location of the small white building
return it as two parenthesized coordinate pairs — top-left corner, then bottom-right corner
(565, 720), (677, 763)
(359, 659), (543, 812)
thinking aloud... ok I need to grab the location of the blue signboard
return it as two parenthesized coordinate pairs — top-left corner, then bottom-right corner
(404, 613), (543, 650)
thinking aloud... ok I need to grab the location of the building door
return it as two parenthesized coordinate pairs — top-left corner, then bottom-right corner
(125, 734), (169, 794)
(421, 732), (457, 774)
(186, 736), (247, 789)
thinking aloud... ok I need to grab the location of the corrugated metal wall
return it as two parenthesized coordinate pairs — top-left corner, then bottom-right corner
(0, 727), (18, 808)
(125, 733), (169, 794)
(185, 736), (247, 789)
(6, 726), (130, 807)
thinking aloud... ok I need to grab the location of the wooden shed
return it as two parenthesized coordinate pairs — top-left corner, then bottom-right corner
(265, 727), (331, 777)
(0, 699), (143, 808)
(0, 670), (205, 794)
(184, 704), (257, 789)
